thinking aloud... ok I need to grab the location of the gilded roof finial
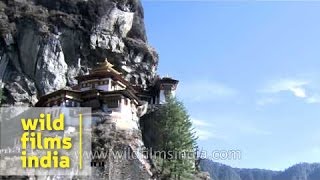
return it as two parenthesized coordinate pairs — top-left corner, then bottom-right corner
(97, 58), (113, 67)
(94, 58), (121, 75)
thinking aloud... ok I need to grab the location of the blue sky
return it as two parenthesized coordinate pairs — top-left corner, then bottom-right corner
(142, 1), (320, 170)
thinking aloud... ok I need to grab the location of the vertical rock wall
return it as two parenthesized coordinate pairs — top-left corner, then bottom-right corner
(0, 0), (158, 179)
(0, 0), (158, 105)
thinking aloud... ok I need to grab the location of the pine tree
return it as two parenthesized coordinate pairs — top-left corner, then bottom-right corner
(150, 97), (197, 179)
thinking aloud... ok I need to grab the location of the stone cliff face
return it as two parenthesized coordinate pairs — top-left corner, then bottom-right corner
(0, 0), (158, 105)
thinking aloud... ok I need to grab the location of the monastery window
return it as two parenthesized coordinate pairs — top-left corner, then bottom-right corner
(124, 99), (128, 106)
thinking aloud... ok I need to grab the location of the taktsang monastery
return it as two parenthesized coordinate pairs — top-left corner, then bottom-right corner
(35, 59), (178, 130)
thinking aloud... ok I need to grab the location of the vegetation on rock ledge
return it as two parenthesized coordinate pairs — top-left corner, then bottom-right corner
(141, 97), (198, 179)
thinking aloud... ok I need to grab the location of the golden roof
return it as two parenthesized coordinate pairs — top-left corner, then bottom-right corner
(92, 59), (122, 75)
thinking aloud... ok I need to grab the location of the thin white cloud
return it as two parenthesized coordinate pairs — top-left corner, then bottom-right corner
(178, 80), (237, 102)
(191, 117), (271, 142)
(262, 79), (309, 98)
(258, 78), (320, 105)
(191, 117), (220, 141)
(191, 118), (212, 127)
(306, 94), (320, 104)
(196, 129), (216, 140)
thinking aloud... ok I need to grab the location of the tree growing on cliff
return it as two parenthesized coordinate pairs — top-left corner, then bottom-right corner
(149, 97), (197, 179)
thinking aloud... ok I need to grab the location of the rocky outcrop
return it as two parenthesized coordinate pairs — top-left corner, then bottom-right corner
(0, 0), (158, 105)
(91, 115), (152, 179)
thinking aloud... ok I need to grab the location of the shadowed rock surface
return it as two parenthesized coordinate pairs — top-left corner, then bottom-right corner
(0, 0), (158, 105)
